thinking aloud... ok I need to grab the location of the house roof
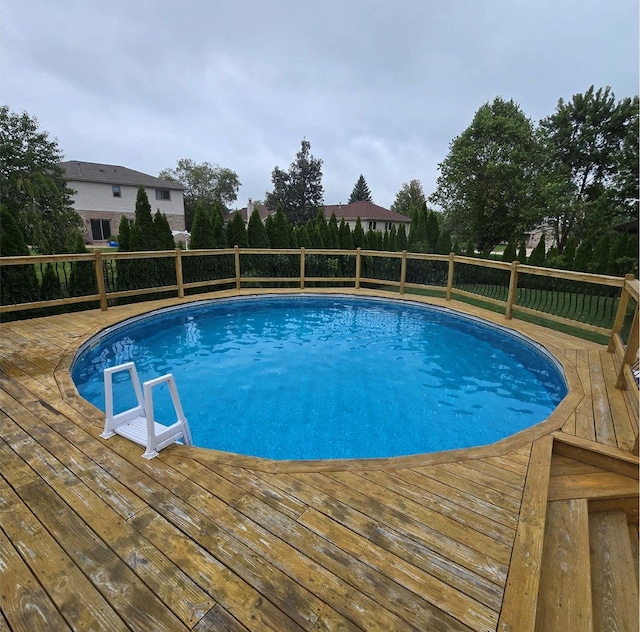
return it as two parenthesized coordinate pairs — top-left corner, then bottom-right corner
(324, 201), (411, 223)
(231, 200), (411, 224)
(60, 161), (184, 190)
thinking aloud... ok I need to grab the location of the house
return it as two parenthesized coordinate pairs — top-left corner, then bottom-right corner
(60, 161), (186, 245)
(232, 199), (411, 234)
(323, 201), (411, 234)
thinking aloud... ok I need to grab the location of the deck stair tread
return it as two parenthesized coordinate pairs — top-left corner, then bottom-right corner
(534, 498), (593, 631)
(534, 446), (639, 632)
(589, 511), (639, 632)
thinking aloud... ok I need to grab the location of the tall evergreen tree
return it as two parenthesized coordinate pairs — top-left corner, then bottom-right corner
(247, 208), (270, 248)
(396, 224), (408, 251)
(338, 219), (353, 249)
(153, 210), (175, 250)
(265, 139), (324, 225)
(295, 224), (312, 248)
(352, 217), (366, 248)
(189, 202), (215, 249)
(425, 210), (440, 252)
(327, 213), (340, 248)
(348, 175), (373, 203)
(227, 211), (249, 248)
(266, 208), (290, 248)
(388, 225), (398, 252)
(528, 236), (547, 266)
(435, 230), (453, 255)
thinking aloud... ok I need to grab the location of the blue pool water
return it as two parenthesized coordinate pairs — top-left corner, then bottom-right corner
(72, 295), (567, 460)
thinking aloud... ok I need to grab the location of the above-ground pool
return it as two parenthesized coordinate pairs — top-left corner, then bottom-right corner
(72, 295), (568, 460)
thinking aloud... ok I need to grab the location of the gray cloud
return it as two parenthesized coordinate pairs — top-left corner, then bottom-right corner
(2, 0), (637, 208)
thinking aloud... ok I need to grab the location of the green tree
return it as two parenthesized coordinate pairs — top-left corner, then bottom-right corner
(265, 208), (291, 248)
(247, 208), (270, 248)
(425, 210), (440, 252)
(0, 204), (39, 304)
(538, 86), (638, 251)
(327, 213), (340, 248)
(189, 201), (215, 249)
(129, 186), (154, 251)
(388, 225), (398, 252)
(390, 180), (425, 218)
(0, 106), (82, 253)
(348, 174), (373, 203)
(528, 236), (546, 266)
(408, 205), (428, 252)
(295, 224), (312, 248)
(315, 208), (331, 248)
(434, 230), (453, 255)
(227, 211), (249, 248)
(40, 263), (62, 300)
(396, 224), (408, 251)
(265, 139), (324, 225)
(117, 215), (131, 251)
(68, 232), (97, 297)
(501, 242), (517, 262)
(153, 210), (175, 250)
(431, 97), (543, 255)
(352, 217), (366, 248)
(517, 243), (528, 264)
(338, 219), (353, 249)
(159, 159), (241, 231)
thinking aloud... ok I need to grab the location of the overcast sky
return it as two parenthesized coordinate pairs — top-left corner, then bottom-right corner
(2, 0), (638, 209)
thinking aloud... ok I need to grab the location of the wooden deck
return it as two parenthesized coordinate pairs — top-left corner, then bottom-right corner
(1, 290), (638, 631)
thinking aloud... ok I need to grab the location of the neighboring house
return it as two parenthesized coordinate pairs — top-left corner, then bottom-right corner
(60, 161), (186, 245)
(232, 199), (411, 234)
(524, 224), (556, 252)
(323, 201), (411, 234)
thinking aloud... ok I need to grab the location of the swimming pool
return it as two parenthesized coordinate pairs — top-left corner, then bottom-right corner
(72, 295), (568, 460)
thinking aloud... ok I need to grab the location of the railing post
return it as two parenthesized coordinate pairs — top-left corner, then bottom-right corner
(608, 273), (635, 352)
(300, 247), (305, 289)
(355, 248), (362, 290)
(94, 250), (108, 311)
(399, 250), (407, 295)
(175, 248), (184, 299)
(505, 260), (519, 320)
(234, 246), (241, 290)
(446, 252), (455, 301)
(616, 306), (639, 389)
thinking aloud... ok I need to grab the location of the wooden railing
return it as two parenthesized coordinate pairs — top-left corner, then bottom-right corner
(1, 247), (638, 393)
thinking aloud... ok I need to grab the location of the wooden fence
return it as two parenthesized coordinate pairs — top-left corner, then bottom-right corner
(1, 247), (638, 394)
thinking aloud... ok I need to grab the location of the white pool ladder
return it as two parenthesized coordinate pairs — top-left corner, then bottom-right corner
(101, 362), (193, 459)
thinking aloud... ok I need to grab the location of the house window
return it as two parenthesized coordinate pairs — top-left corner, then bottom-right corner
(91, 219), (111, 241)
(368, 221), (377, 231)
(112, 185), (121, 197)
(155, 189), (171, 201)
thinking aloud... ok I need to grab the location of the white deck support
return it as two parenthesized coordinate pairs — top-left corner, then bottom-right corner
(101, 362), (193, 459)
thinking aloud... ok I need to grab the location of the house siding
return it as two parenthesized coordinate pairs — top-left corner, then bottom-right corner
(70, 182), (185, 242)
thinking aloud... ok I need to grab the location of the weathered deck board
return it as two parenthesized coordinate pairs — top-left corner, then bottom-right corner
(0, 292), (637, 631)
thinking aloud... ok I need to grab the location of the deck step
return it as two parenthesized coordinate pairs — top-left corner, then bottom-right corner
(589, 511), (639, 632)
(535, 498), (593, 631)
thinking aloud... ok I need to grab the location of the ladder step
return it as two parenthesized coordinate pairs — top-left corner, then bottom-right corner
(113, 416), (180, 447)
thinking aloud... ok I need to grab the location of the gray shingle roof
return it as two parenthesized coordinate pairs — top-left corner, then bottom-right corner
(324, 201), (411, 223)
(232, 200), (411, 224)
(60, 161), (184, 190)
